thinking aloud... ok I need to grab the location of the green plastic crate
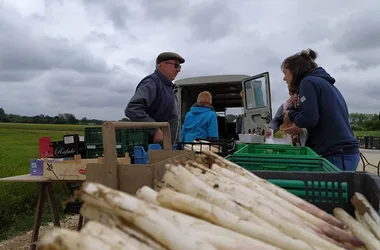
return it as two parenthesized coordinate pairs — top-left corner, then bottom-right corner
(85, 148), (126, 158)
(225, 155), (341, 172)
(121, 129), (149, 156)
(84, 127), (149, 157)
(234, 143), (319, 157)
(225, 155), (343, 203)
(235, 143), (247, 151)
(268, 179), (348, 203)
(84, 127), (123, 149)
(249, 171), (376, 216)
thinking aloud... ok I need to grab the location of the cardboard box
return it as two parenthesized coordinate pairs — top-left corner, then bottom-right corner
(43, 154), (131, 180)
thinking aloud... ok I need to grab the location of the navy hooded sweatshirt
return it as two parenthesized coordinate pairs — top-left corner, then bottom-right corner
(288, 67), (359, 156)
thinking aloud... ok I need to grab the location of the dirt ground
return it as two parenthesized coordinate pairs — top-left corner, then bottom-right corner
(0, 149), (379, 250)
(0, 215), (79, 250)
(357, 148), (380, 173)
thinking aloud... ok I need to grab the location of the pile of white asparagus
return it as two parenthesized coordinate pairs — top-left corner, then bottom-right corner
(37, 151), (380, 250)
(183, 140), (222, 153)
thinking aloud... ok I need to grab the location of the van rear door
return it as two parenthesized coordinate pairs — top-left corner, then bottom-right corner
(241, 72), (272, 135)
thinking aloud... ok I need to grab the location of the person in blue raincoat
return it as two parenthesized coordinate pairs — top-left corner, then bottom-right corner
(181, 91), (219, 142)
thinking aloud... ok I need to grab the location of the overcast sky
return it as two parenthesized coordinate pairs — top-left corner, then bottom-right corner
(1, 0), (379, 120)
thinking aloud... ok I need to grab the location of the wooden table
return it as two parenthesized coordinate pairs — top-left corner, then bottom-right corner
(0, 174), (61, 250)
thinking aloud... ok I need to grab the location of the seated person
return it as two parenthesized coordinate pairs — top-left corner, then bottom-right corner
(181, 91), (219, 142)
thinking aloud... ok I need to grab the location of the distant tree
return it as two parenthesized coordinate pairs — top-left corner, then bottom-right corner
(349, 112), (380, 131)
(0, 108), (10, 122)
(80, 117), (88, 124)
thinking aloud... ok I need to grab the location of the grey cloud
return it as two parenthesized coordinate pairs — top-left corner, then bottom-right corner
(252, 48), (283, 69)
(329, 10), (380, 69)
(187, 1), (238, 41)
(29, 13), (46, 22)
(105, 2), (131, 30)
(47, 86), (131, 109)
(335, 48), (380, 71)
(44, 0), (63, 8)
(329, 77), (380, 114)
(297, 19), (331, 44)
(0, 7), (110, 84)
(0, 34), (109, 73)
(140, 0), (186, 21)
(104, 45), (120, 52)
(331, 10), (380, 53)
(42, 69), (138, 109)
(82, 0), (131, 30)
(0, 70), (43, 82)
(86, 31), (108, 43)
(126, 58), (150, 68)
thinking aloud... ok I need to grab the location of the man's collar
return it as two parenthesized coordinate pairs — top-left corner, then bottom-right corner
(154, 70), (173, 87)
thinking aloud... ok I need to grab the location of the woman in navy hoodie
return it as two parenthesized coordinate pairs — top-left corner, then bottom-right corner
(281, 49), (360, 171)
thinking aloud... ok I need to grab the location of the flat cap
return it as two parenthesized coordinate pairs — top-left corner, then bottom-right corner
(156, 52), (185, 65)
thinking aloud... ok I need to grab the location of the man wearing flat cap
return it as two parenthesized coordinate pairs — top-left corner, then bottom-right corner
(125, 52), (185, 145)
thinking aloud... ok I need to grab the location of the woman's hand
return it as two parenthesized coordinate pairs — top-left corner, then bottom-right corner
(283, 110), (290, 125)
(265, 128), (273, 137)
(283, 123), (303, 135)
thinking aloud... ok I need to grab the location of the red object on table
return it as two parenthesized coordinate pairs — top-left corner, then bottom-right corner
(38, 137), (54, 158)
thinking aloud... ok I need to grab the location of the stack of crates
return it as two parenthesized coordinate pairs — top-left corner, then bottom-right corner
(225, 143), (343, 202)
(84, 127), (149, 160)
(227, 143), (340, 172)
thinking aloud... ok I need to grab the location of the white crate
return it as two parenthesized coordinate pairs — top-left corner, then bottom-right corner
(238, 134), (265, 143)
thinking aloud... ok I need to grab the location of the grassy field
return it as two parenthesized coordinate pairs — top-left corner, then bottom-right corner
(354, 130), (380, 137)
(0, 123), (91, 241)
(0, 122), (379, 241)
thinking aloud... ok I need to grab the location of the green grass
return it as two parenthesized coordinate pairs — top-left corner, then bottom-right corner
(354, 131), (380, 137)
(0, 123), (90, 241)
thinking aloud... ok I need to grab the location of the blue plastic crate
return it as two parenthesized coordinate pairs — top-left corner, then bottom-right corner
(133, 144), (178, 164)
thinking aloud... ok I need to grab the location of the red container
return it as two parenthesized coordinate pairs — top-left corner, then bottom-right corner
(39, 137), (54, 158)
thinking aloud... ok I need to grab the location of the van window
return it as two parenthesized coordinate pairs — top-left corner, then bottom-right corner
(244, 79), (266, 109)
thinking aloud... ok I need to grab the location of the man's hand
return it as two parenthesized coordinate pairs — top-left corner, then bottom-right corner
(283, 123), (303, 135)
(153, 129), (164, 142)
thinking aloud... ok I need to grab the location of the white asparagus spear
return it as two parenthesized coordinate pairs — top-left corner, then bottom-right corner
(334, 208), (380, 250)
(355, 210), (369, 230)
(37, 227), (122, 250)
(352, 192), (380, 226)
(80, 221), (141, 250)
(80, 203), (167, 250)
(157, 187), (317, 250)
(82, 185), (280, 250)
(163, 164), (344, 250)
(82, 182), (278, 250)
(162, 164), (274, 227)
(135, 184), (282, 249)
(202, 150), (345, 228)
(79, 182), (217, 250)
(207, 162), (363, 246)
(362, 212), (380, 240)
(191, 167), (316, 230)
(136, 186), (160, 205)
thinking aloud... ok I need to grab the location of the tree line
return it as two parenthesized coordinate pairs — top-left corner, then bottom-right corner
(0, 108), (379, 131)
(0, 108), (106, 125)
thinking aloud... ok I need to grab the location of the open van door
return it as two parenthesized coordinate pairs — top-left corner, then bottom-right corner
(242, 72), (272, 135)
